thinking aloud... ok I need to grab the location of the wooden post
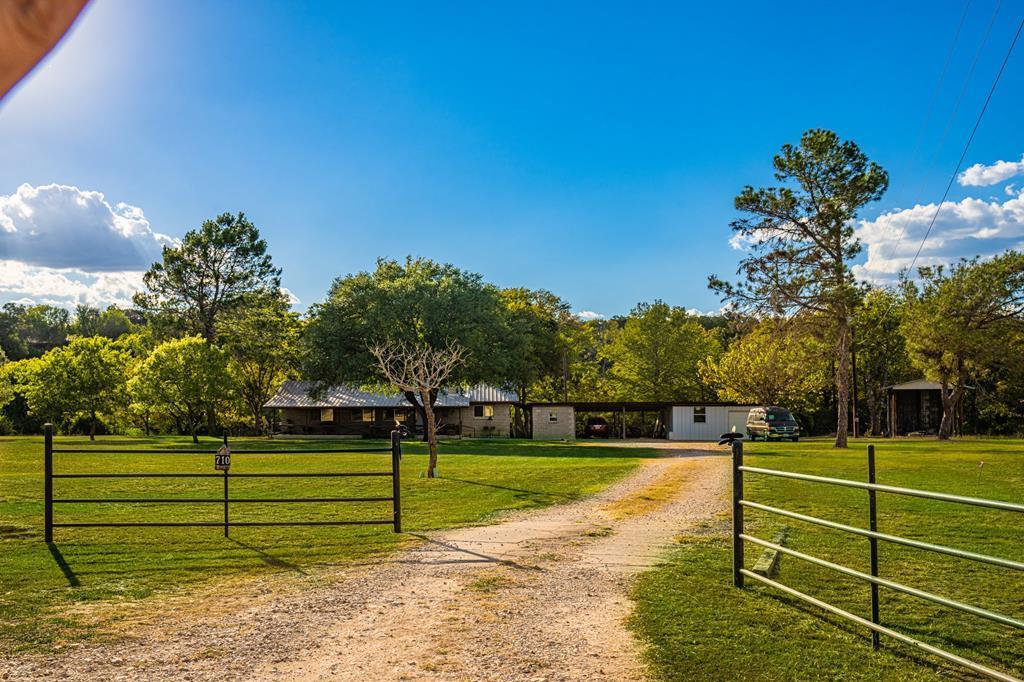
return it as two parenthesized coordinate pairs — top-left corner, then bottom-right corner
(44, 423), (53, 543)
(391, 430), (402, 533)
(851, 338), (858, 438)
(732, 439), (744, 588)
(867, 444), (880, 650)
(889, 391), (897, 437)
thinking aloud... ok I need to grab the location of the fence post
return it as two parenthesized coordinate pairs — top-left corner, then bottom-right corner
(391, 429), (402, 533)
(732, 439), (744, 588)
(223, 433), (229, 538)
(867, 443), (880, 650)
(44, 423), (53, 543)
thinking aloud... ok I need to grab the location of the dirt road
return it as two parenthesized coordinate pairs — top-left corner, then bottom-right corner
(4, 449), (729, 681)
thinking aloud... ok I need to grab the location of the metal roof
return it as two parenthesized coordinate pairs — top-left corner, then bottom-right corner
(264, 381), (517, 409)
(528, 401), (757, 410)
(887, 379), (942, 391)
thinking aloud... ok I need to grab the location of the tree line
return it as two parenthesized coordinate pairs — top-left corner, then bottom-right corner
(1, 130), (1022, 450)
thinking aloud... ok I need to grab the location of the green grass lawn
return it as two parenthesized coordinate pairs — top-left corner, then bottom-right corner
(630, 437), (1024, 681)
(0, 435), (644, 654)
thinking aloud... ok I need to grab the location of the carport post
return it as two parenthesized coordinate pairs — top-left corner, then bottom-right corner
(731, 439), (744, 588)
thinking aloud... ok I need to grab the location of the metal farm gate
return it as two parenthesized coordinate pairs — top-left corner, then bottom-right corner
(729, 440), (1024, 682)
(42, 424), (403, 540)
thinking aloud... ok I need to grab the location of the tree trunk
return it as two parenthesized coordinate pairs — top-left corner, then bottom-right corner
(404, 389), (439, 443)
(869, 396), (882, 437)
(834, 321), (850, 448)
(421, 389), (439, 478)
(938, 381), (963, 440)
(252, 406), (263, 436)
(89, 410), (96, 441)
(512, 386), (528, 438)
(191, 424), (199, 444)
(206, 406), (217, 439)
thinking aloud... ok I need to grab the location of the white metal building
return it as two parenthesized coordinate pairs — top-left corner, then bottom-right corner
(528, 402), (757, 441)
(667, 405), (756, 441)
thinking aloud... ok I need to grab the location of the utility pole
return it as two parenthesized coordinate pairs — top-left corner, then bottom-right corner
(851, 327), (858, 439)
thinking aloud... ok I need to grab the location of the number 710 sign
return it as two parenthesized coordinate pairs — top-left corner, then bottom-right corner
(215, 445), (231, 471)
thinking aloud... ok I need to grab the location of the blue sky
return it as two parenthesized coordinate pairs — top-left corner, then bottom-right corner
(1, 0), (1022, 318)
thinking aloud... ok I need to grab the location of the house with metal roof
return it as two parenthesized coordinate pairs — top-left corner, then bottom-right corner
(264, 381), (518, 437)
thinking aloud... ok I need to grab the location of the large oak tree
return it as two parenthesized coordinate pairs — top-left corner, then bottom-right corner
(303, 257), (522, 467)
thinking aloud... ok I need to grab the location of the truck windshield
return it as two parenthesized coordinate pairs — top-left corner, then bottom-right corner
(766, 409), (795, 422)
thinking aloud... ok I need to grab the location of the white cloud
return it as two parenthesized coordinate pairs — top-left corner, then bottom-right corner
(853, 189), (1024, 283)
(0, 183), (180, 309)
(728, 233), (750, 250)
(281, 287), (301, 306)
(0, 183), (175, 271)
(577, 310), (604, 320)
(1007, 184), (1017, 196)
(0, 260), (147, 308)
(957, 154), (1024, 187)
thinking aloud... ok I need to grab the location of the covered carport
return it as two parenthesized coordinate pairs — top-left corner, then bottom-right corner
(529, 401), (673, 440)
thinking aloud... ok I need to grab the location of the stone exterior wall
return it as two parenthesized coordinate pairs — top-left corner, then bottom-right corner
(531, 405), (576, 440)
(450, 404), (513, 437)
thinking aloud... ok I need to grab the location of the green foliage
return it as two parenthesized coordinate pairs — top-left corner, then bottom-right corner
(530, 318), (616, 402)
(853, 289), (913, 434)
(700, 319), (827, 412)
(71, 305), (135, 339)
(304, 256), (517, 389)
(12, 336), (131, 438)
(128, 337), (234, 442)
(710, 129), (889, 447)
(221, 292), (303, 433)
(0, 303), (70, 360)
(0, 347), (12, 410)
(134, 212), (281, 342)
(901, 252), (1024, 437)
(500, 288), (572, 400)
(602, 301), (721, 401)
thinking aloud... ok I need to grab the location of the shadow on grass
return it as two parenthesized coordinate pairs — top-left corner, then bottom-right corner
(757, 587), (982, 677)
(46, 542), (80, 587)
(227, 537), (309, 576)
(442, 477), (575, 501)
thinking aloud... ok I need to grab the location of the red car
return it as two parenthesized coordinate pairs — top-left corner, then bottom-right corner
(584, 416), (610, 438)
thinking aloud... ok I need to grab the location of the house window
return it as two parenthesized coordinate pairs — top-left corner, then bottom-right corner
(382, 408), (394, 421)
(320, 408), (334, 423)
(353, 408), (374, 422)
(394, 410), (407, 422)
(548, 412), (558, 423)
(363, 408), (375, 422)
(473, 404), (494, 419)
(693, 406), (706, 423)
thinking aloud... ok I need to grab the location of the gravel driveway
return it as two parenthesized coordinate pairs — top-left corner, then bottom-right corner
(3, 449), (729, 681)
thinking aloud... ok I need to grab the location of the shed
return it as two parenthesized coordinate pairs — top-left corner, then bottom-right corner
(887, 379), (965, 436)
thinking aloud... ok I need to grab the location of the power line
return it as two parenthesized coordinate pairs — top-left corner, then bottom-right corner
(905, 14), (1024, 275)
(879, 0), (992, 268)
